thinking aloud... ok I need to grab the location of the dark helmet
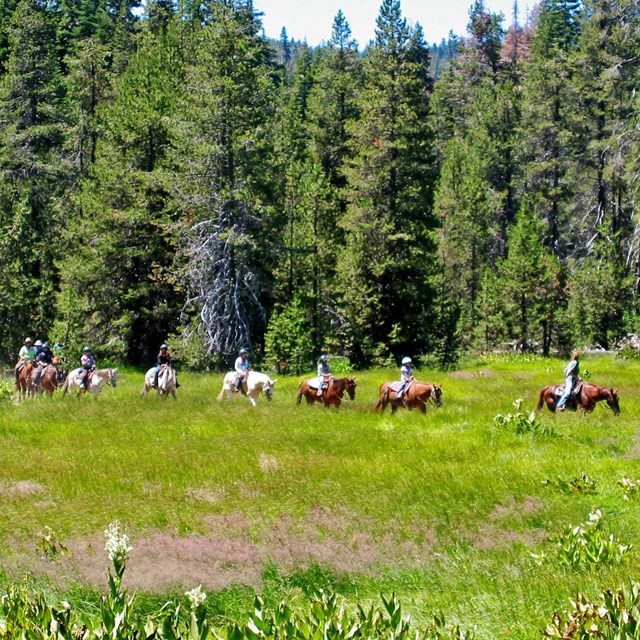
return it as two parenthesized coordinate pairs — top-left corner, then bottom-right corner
(42, 342), (50, 349)
(239, 348), (248, 356)
(160, 343), (169, 350)
(83, 346), (92, 353)
(319, 354), (328, 362)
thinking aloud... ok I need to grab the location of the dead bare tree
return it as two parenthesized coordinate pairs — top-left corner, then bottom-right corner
(182, 200), (268, 356)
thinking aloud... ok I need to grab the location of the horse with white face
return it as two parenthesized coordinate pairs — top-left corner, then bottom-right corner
(142, 365), (177, 399)
(218, 370), (276, 406)
(62, 368), (118, 398)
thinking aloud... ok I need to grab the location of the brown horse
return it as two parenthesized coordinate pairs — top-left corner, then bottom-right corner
(535, 382), (620, 415)
(375, 380), (442, 414)
(15, 362), (34, 400)
(297, 377), (357, 408)
(30, 362), (66, 397)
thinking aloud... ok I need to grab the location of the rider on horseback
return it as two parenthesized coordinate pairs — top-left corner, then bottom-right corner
(80, 346), (96, 391)
(317, 355), (331, 397)
(556, 351), (580, 412)
(153, 344), (180, 388)
(234, 348), (250, 393)
(14, 337), (36, 383)
(398, 356), (414, 399)
(33, 342), (54, 386)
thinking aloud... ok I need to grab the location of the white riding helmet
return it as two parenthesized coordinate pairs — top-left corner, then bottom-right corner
(401, 357), (412, 365)
(34, 340), (43, 347)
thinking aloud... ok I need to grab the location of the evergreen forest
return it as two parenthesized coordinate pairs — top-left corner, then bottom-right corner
(0, 0), (638, 370)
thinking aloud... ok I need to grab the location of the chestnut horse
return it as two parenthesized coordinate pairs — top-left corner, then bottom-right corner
(297, 377), (356, 408)
(14, 362), (34, 401)
(375, 380), (442, 414)
(535, 382), (620, 415)
(30, 362), (66, 397)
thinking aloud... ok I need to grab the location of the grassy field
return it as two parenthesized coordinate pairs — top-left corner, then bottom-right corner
(0, 353), (639, 638)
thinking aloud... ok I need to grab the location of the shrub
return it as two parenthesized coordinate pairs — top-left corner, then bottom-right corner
(494, 399), (556, 436)
(541, 472), (597, 494)
(533, 509), (631, 569)
(543, 583), (640, 639)
(0, 380), (13, 404)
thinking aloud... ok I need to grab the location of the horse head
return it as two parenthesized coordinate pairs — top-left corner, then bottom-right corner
(345, 377), (357, 401)
(263, 378), (277, 401)
(607, 388), (621, 415)
(431, 384), (443, 407)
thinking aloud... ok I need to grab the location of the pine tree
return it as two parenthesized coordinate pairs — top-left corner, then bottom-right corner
(0, 0), (68, 355)
(337, 0), (436, 364)
(54, 24), (184, 362)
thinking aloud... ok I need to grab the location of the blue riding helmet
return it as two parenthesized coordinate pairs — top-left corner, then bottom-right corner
(83, 346), (92, 352)
(319, 355), (328, 362)
(160, 344), (169, 350)
(239, 348), (249, 355)
(42, 342), (50, 349)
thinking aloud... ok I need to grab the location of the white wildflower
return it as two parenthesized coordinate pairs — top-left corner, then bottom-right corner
(104, 521), (132, 564)
(185, 585), (207, 609)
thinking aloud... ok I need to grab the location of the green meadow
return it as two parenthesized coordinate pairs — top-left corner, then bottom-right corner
(1, 353), (639, 638)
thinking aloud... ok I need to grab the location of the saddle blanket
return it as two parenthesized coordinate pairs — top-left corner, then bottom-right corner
(389, 381), (404, 393)
(307, 377), (321, 390)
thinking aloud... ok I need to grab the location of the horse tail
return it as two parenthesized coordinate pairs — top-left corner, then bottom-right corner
(217, 382), (226, 401)
(296, 383), (304, 405)
(375, 385), (388, 412)
(61, 377), (69, 397)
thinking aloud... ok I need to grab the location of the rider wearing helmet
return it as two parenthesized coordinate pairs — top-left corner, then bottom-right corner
(80, 346), (96, 391)
(33, 342), (54, 386)
(153, 343), (179, 388)
(317, 354), (331, 397)
(33, 340), (43, 358)
(398, 356), (414, 398)
(15, 337), (36, 383)
(234, 348), (250, 393)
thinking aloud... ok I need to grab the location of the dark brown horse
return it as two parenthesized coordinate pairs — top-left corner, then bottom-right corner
(30, 362), (66, 397)
(535, 382), (620, 415)
(375, 380), (442, 414)
(297, 377), (357, 408)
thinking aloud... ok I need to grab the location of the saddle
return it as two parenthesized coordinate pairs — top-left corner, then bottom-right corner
(307, 377), (322, 390)
(554, 379), (583, 398)
(390, 380), (414, 394)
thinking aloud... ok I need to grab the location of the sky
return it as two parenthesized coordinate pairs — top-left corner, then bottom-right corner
(256, 0), (532, 48)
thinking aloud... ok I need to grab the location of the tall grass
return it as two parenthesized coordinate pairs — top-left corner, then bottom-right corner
(0, 354), (638, 638)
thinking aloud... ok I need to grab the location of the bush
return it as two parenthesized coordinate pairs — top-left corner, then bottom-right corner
(0, 380), (13, 404)
(494, 399), (556, 436)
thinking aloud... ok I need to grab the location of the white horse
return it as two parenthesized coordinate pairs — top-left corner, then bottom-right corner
(62, 367), (118, 398)
(141, 365), (177, 399)
(218, 371), (277, 406)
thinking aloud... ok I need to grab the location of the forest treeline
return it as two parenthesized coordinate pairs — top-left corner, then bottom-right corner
(0, 0), (638, 370)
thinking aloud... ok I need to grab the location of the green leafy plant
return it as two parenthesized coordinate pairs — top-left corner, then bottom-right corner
(36, 526), (69, 560)
(0, 380), (13, 404)
(543, 582), (640, 639)
(494, 399), (556, 435)
(542, 472), (597, 494)
(534, 510), (631, 569)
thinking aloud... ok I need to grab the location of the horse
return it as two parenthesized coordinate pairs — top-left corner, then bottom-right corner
(30, 362), (66, 397)
(218, 371), (277, 407)
(14, 361), (34, 401)
(296, 377), (357, 408)
(375, 380), (443, 414)
(141, 365), (177, 399)
(535, 382), (620, 415)
(62, 367), (118, 398)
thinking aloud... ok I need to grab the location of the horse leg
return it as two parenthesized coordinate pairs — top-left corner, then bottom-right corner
(248, 393), (257, 407)
(420, 404), (427, 414)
